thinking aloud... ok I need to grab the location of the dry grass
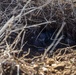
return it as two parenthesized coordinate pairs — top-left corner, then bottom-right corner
(0, 46), (76, 75)
(0, 0), (76, 75)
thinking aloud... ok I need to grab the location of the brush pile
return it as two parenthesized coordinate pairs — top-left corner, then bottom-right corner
(0, 0), (76, 75)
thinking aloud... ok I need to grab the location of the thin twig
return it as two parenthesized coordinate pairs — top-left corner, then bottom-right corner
(42, 21), (66, 60)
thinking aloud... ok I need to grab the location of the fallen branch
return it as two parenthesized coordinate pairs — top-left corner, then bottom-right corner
(0, 16), (14, 38)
